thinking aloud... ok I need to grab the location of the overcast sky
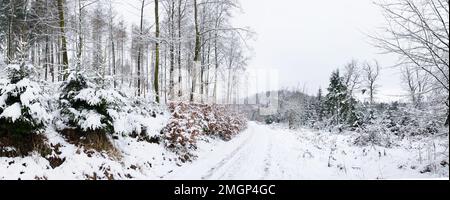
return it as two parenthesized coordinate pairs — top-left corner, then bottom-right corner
(116, 0), (407, 102)
(231, 0), (406, 102)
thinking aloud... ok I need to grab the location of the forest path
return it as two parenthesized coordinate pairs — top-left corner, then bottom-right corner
(166, 122), (309, 180)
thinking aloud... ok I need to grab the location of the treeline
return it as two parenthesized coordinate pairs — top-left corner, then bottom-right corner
(253, 0), (449, 132)
(0, 0), (251, 103)
(253, 59), (448, 146)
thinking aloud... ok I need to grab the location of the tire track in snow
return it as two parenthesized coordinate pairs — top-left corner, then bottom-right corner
(200, 125), (256, 180)
(262, 140), (273, 180)
(215, 126), (271, 180)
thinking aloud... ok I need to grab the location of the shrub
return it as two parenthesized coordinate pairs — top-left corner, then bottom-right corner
(0, 63), (51, 156)
(57, 72), (161, 148)
(353, 104), (447, 147)
(0, 63), (50, 136)
(161, 102), (247, 156)
(57, 72), (125, 137)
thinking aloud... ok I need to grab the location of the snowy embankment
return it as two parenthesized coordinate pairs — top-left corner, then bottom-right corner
(0, 64), (247, 180)
(1, 121), (448, 179)
(0, 113), (180, 180)
(167, 122), (449, 180)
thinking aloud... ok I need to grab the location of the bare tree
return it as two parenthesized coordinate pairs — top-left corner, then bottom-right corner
(371, 0), (449, 125)
(362, 60), (381, 104)
(342, 59), (361, 97)
(401, 66), (431, 108)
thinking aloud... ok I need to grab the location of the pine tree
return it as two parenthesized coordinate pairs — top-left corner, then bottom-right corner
(324, 70), (356, 126)
(0, 63), (49, 136)
(58, 72), (117, 135)
(0, 0), (28, 63)
(315, 88), (324, 122)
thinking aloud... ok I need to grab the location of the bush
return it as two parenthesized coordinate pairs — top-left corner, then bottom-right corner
(57, 72), (161, 144)
(0, 63), (51, 157)
(353, 103), (447, 147)
(109, 96), (161, 141)
(57, 72), (125, 136)
(0, 63), (50, 136)
(161, 102), (247, 156)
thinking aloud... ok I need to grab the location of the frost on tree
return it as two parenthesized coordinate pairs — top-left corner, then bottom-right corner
(324, 70), (358, 128)
(0, 63), (49, 136)
(58, 72), (118, 136)
(57, 71), (161, 141)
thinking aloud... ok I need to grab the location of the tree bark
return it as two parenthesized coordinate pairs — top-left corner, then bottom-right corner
(57, 0), (69, 80)
(137, 0), (145, 96)
(177, 0), (183, 98)
(154, 0), (161, 103)
(190, 0), (201, 102)
(108, 5), (117, 88)
(169, 1), (175, 100)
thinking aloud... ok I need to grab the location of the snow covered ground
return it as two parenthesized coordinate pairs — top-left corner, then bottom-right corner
(1, 121), (448, 180)
(168, 122), (449, 180)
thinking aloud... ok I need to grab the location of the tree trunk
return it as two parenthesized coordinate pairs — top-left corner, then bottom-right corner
(109, 14), (116, 88)
(190, 0), (201, 102)
(7, 1), (15, 63)
(445, 112), (449, 127)
(137, 0), (145, 96)
(169, 1), (175, 100)
(45, 35), (49, 81)
(77, 0), (83, 71)
(57, 0), (69, 80)
(121, 39), (125, 86)
(50, 34), (55, 82)
(154, 0), (161, 103)
(177, 0), (183, 98)
(213, 31), (219, 103)
(205, 32), (211, 103)
(200, 36), (205, 103)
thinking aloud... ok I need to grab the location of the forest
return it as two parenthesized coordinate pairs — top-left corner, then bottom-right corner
(0, 0), (448, 180)
(0, 0), (251, 103)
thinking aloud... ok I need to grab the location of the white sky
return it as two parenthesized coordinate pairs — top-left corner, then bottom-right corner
(231, 0), (406, 102)
(115, 0), (408, 102)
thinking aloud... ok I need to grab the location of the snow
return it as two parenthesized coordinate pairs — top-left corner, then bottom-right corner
(5, 64), (20, 71)
(0, 93), (6, 108)
(0, 71), (49, 125)
(80, 110), (104, 131)
(0, 122), (178, 180)
(74, 88), (126, 107)
(28, 102), (50, 124)
(19, 79), (40, 106)
(167, 122), (449, 180)
(0, 121), (448, 180)
(0, 102), (22, 122)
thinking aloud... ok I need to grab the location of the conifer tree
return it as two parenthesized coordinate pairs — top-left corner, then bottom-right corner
(324, 70), (356, 126)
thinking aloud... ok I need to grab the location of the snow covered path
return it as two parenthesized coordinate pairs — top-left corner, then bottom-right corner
(167, 122), (448, 180)
(167, 122), (292, 179)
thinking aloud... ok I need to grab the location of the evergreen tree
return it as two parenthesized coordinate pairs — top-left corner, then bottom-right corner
(315, 88), (324, 122)
(59, 72), (116, 135)
(0, 63), (49, 136)
(0, 0), (29, 62)
(324, 70), (356, 126)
